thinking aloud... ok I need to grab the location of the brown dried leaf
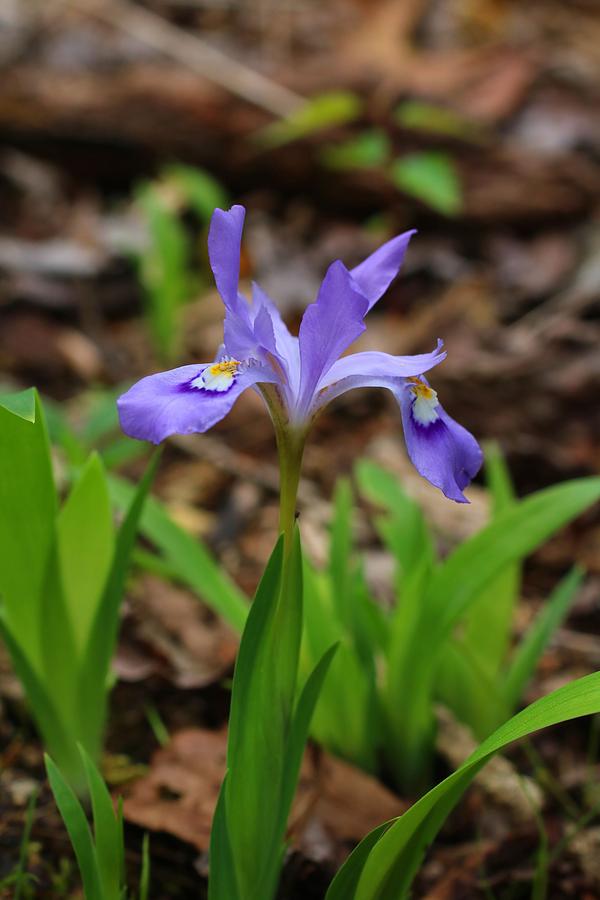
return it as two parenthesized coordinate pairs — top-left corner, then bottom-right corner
(122, 728), (405, 856)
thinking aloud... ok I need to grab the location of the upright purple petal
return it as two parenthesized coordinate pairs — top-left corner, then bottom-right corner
(208, 205), (249, 321)
(297, 260), (368, 416)
(350, 230), (416, 312)
(117, 361), (275, 444)
(252, 283), (301, 397)
(398, 383), (482, 503)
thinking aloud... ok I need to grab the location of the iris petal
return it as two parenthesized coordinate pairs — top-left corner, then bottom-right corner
(117, 362), (275, 445)
(350, 230), (416, 312)
(297, 260), (368, 416)
(399, 387), (482, 503)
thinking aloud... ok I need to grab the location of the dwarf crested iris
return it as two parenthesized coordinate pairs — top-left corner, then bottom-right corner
(118, 205), (481, 502)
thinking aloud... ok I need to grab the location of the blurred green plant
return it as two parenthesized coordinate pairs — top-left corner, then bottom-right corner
(320, 129), (463, 215)
(394, 100), (483, 141)
(256, 90), (363, 148)
(0, 388), (157, 793)
(45, 746), (150, 900)
(389, 152), (462, 216)
(133, 165), (228, 364)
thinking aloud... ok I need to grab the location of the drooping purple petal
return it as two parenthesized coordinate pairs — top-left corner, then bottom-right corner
(297, 260), (368, 416)
(117, 362), (275, 445)
(350, 230), (416, 312)
(398, 385), (482, 503)
(207, 205), (250, 322)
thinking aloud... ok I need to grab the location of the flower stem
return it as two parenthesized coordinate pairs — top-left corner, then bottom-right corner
(275, 425), (305, 552)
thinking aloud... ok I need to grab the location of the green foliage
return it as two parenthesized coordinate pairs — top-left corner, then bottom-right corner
(360, 457), (599, 790)
(46, 747), (149, 900)
(0, 389), (157, 792)
(394, 100), (483, 141)
(320, 130), (391, 170)
(209, 532), (336, 900)
(389, 152), (462, 216)
(257, 91), (363, 147)
(326, 671), (600, 898)
(133, 165), (228, 363)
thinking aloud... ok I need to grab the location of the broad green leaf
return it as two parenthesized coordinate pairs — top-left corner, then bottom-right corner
(45, 755), (103, 900)
(0, 390), (56, 666)
(258, 91), (363, 147)
(390, 152), (462, 216)
(320, 130), (390, 170)
(38, 538), (79, 738)
(225, 531), (303, 899)
(78, 453), (160, 758)
(80, 746), (123, 899)
(108, 474), (248, 632)
(330, 671), (600, 899)
(57, 454), (114, 651)
(503, 567), (583, 711)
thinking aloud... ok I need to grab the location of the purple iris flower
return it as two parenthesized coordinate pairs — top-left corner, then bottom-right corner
(118, 205), (481, 502)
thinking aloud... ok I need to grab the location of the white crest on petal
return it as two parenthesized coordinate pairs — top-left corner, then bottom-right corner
(192, 357), (241, 392)
(408, 377), (440, 426)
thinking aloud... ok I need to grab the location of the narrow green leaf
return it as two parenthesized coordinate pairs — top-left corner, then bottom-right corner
(108, 475), (248, 633)
(80, 745), (123, 899)
(45, 755), (103, 900)
(504, 567), (583, 710)
(57, 454), (115, 652)
(333, 671), (600, 899)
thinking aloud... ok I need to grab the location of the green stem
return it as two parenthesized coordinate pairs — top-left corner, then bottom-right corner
(276, 425), (306, 550)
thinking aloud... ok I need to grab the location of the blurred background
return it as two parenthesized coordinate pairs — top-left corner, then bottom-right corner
(1, 0), (600, 895)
